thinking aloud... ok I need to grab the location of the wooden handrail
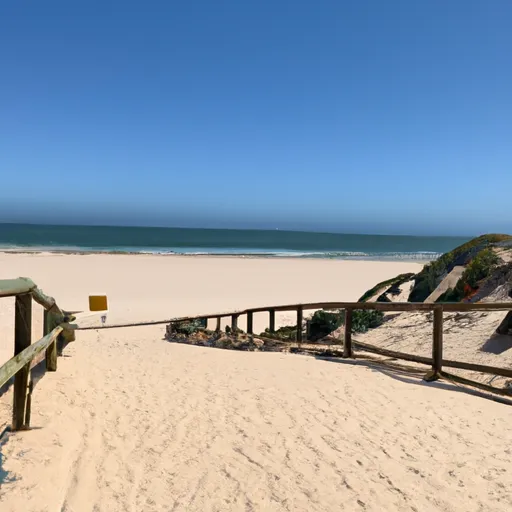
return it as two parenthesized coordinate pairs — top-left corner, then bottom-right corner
(0, 277), (36, 298)
(0, 278), (74, 431)
(77, 295), (512, 392)
(0, 277), (66, 315)
(160, 300), (512, 387)
(77, 300), (512, 331)
(353, 340), (432, 365)
(0, 326), (63, 389)
(353, 340), (512, 379)
(31, 286), (58, 311)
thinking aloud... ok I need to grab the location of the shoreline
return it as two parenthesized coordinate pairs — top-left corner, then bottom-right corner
(0, 248), (437, 263)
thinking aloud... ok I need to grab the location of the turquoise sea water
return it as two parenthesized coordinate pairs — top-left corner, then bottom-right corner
(0, 223), (469, 261)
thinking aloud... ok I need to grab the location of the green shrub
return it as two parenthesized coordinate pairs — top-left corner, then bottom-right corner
(259, 307), (385, 341)
(436, 288), (463, 303)
(358, 273), (415, 302)
(174, 319), (204, 335)
(462, 248), (500, 288)
(436, 248), (500, 303)
(387, 282), (403, 295)
(308, 310), (342, 341)
(260, 325), (298, 341)
(336, 309), (385, 333)
(351, 310), (384, 333)
(409, 234), (511, 302)
(307, 308), (385, 338)
(225, 325), (243, 335)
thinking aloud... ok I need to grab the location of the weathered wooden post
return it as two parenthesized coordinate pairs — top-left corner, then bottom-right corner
(216, 317), (221, 332)
(231, 314), (238, 333)
(43, 308), (48, 335)
(247, 311), (253, 335)
(296, 306), (303, 344)
(496, 311), (512, 335)
(269, 309), (275, 333)
(25, 379), (34, 427)
(44, 309), (58, 372)
(13, 293), (32, 430)
(424, 306), (443, 381)
(343, 308), (353, 358)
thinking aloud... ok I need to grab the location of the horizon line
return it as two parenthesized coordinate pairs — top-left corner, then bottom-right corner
(0, 221), (478, 239)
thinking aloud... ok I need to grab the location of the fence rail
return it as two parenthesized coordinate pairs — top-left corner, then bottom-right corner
(79, 300), (512, 332)
(77, 298), (512, 393)
(0, 278), (75, 431)
(162, 300), (512, 388)
(3, 276), (511, 433)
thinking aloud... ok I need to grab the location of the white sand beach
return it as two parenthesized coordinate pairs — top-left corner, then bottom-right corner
(1, 253), (512, 511)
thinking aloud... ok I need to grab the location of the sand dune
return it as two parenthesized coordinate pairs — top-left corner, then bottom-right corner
(425, 266), (465, 303)
(357, 309), (512, 389)
(1, 254), (511, 511)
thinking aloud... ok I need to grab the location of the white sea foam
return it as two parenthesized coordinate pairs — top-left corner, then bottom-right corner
(0, 244), (440, 261)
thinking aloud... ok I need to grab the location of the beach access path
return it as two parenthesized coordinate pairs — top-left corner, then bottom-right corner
(1, 253), (511, 511)
(2, 325), (512, 512)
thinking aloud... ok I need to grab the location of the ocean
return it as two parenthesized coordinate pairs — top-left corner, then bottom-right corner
(0, 223), (468, 261)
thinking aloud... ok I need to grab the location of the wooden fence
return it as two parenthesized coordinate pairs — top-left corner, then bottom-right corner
(0, 278), (75, 431)
(3, 277), (510, 432)
(164, 300), (512, 387)
(75, 298), (512, 394)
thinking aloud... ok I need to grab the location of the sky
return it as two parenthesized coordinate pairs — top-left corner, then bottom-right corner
(1, 1), (511, 236)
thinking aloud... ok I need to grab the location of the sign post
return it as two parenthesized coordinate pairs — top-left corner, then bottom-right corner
(89, 295), (108, 326)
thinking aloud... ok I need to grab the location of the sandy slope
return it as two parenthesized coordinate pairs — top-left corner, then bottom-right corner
(1, 326), (512, 511)
(1, 254), (512, 511)
(0, 252), (422, 364)
(357, 309), (512, 389)
(425, 266), (465, 303)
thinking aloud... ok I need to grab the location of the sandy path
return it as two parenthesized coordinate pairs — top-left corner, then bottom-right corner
(0, 253), (422, 365)
(2, 254), (511, 511)
(2, 324), (512, 511)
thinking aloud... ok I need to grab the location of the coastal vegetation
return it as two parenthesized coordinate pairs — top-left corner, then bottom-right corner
(346, 310), (385, 332)
(306, 234), (512, 336)
(408, 234), (512, 302)
(358, 273), (415, 303)
(168, 234), (512, 349)
(436, 248), (501, 302)
(261, 309), (386, 342)
(307, 310), (342, 340)
(173, 319), (205, 335)
(261, 325), (299, 341)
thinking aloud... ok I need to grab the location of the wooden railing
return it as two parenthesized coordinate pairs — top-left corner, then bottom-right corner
(76, 299), (512, 394)
(0, 278), (75, 431)
(166, 301), (512, 387)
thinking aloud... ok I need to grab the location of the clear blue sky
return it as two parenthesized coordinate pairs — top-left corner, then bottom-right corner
(1, 1), (511, 236)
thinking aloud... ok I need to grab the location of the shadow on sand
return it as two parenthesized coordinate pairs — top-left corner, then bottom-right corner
(0, 338), (74, 484)
(0, 357), (49, 402)
(314, 355), (512, 407)
(480, 333), (512, 355)
(0, 337), (71, 399)
(0, 432), (17, 486)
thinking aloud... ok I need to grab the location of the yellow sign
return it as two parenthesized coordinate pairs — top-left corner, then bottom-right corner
(89, 295), (108, 312)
